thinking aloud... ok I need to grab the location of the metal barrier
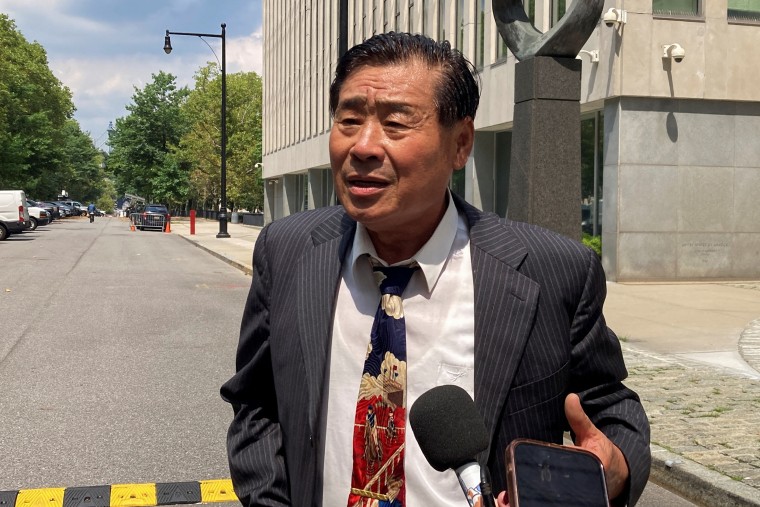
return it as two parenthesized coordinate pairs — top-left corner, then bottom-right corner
(130, 213), (167, 231)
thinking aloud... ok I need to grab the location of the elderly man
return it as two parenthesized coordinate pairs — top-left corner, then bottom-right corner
(221, 32), (650, 507)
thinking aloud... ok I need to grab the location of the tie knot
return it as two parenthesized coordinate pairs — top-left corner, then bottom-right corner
(373, 264), (418, 296)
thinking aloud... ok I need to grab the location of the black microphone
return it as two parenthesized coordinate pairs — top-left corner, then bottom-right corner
(409, 385), (495, 507)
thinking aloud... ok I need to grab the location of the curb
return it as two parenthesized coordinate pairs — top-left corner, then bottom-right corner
(175, 235), (252, 276)
(739, 318), (760, 374)
(0, 480), (237, 507)
(649, 444), (760, 506)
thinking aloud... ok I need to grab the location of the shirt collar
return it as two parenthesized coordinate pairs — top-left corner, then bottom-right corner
(349, 191), (460, 293)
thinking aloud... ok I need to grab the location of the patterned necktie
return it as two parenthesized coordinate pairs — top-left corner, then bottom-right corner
(348, 263), (419, 507)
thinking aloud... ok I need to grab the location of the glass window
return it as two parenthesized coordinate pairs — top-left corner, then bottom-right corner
(456, 0), (465, 50)
(438, 0), (448, 41)
(653, 0), (701, 16)
(494, 131), (511, 218)
(526, 0), (536, 24)
(372, 0), (378, 35)
(551, 0), (566, 26)
(475, 0), (486, 67)
(728, 0), (760, 20)
(497, 33), (509, 60)
(580, 113), (604, 237)
(422, 0), (428, 34)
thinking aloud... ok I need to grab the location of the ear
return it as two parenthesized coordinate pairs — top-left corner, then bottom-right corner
(452, 117), (475, 169)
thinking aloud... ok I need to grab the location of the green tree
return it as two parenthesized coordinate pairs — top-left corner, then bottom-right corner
(0, 14), (78, 197)
(53, 119), (104, 201)
(108, 71), (190, 205)
(177, 64), (263, 212)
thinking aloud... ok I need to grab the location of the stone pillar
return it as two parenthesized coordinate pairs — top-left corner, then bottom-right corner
(507, 56), (582, 240)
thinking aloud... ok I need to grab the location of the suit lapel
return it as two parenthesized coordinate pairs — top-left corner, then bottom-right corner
(296, 209), (356, 433)
(299, 199), (540, 458)
(456, 197), (540, 455)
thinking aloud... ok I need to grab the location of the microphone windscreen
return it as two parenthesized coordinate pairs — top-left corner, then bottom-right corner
(409, 384), (489, 472)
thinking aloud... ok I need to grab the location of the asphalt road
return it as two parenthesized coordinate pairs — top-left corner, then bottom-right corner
(0, 217), (248, 489)
(0, 217), (698, 505)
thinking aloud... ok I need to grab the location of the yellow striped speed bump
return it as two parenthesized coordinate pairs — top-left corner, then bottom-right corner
(0, 480), (237, 507)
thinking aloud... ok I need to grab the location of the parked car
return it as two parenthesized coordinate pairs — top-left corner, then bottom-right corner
(28, 199), (56, 222)
(136, 203), (171, 231)
(52, 201), (74, 217)
(63, 200), (85, 216)
(26, 205), (50, 230)
(0, 190), (30, 240)
(38, 200), (60, 220)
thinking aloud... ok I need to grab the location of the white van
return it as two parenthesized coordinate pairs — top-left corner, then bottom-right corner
(0, 190), (31, 241)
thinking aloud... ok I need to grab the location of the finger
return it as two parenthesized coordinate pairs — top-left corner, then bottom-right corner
(564, 393), (598, 440)
(497, 491), (510, 507)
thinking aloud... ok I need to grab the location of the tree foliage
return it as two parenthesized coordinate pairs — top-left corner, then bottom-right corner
(0, 14), (98, 199)
(108, 71), (190, 206)
(176, 63), (263, 212)
(107, 64), (264, 212)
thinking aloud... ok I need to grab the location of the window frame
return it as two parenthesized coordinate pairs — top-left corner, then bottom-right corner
(727, 0), (760, 23)
(652, 0), (704, 19)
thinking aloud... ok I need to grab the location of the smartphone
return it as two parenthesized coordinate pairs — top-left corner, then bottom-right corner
(505, 439), (610, 507)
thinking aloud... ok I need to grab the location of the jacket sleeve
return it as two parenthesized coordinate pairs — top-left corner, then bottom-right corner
(220, 226), (291, 506)
(569, 248), (651, 507)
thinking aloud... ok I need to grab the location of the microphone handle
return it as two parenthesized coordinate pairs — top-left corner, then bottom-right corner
(455, 462), (485, 507)
(480, 465), (496, 507)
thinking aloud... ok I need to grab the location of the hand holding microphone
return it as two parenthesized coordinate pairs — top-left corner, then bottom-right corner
(409, 385), (496, 507)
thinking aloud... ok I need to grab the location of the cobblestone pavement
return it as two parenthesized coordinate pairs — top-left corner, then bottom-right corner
(726, 283), (760, 374)
(623, 344), (760, 500)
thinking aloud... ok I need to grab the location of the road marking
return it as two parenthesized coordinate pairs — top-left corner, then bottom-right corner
(0, 480), (237, 507)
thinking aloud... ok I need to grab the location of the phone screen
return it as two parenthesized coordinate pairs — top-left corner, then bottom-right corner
(511, 441), (609, 507)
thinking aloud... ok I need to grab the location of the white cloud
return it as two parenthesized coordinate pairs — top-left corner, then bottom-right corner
(228, 30), (264, 75)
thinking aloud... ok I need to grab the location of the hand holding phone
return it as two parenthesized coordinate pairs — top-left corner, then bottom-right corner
(505, 439), (610, 507)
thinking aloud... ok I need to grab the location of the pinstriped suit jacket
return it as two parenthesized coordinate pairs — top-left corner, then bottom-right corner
(221, 194), (650, 507)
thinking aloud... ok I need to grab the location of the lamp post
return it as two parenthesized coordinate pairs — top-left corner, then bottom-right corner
(164, 23), (230, 238)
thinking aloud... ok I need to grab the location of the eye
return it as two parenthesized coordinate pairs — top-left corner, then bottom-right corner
(384, 120), (409, 130)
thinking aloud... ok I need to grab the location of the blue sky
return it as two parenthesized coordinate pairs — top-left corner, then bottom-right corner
(2, 0), (263, 148)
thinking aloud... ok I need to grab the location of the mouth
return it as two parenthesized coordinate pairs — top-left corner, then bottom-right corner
(345, 177), (389, 196)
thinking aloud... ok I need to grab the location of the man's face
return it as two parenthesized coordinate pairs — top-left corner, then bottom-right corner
(329, 59), (473, 241)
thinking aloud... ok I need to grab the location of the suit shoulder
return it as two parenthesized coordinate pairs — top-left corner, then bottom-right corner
(256, 206), (354, 261)
(483, 212), (596, 269)
(263, 206), (345, 239)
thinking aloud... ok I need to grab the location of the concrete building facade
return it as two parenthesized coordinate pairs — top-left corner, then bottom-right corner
(260, 0), (760, 281)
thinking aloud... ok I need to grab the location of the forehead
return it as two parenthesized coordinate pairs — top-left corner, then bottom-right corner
(338, 59), (441, 106)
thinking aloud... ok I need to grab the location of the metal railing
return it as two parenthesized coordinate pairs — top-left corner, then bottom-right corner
(130, 213), (167, 231)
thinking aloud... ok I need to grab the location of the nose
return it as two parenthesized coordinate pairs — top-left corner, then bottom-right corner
(349, 120), (384, 162)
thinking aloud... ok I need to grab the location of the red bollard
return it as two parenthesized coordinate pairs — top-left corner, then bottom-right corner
(190, 210), (196, 235)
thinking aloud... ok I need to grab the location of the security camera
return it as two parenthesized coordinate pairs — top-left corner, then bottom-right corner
(602, 8), (627, 27)
(602, 9), (617, 27)
(663, 43), (685, 63)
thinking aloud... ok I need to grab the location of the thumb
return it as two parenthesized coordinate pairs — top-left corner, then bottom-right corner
(564, 393), (597, 440)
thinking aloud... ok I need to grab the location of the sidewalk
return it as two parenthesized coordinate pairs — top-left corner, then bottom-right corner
(170, 217), (760, 506)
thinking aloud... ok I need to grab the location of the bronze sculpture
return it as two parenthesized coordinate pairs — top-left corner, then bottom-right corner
(492, 0), (604, 60)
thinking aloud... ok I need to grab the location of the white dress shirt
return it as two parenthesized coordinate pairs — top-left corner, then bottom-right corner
(320, 194), (476, 506)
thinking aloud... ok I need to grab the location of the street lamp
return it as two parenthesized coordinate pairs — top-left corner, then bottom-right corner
(164, 23), (230, 238)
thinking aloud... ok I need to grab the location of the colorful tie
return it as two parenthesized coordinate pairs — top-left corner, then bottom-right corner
(348, 263), (419, 507)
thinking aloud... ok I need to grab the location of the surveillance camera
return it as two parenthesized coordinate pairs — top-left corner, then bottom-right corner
(671, 46), (685, 62)
(602, 8), (626, 27)
(602, 9), (617, 27)
(663, 43), (685, 63)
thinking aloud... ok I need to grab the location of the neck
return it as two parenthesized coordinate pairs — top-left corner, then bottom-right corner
(368, 229), (431, 265)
